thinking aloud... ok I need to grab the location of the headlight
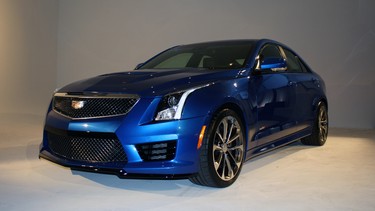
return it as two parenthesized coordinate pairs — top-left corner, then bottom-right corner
(155, 88), (198, 121)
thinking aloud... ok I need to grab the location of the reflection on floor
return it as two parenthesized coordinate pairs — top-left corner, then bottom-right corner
(1, 114), (374, 211)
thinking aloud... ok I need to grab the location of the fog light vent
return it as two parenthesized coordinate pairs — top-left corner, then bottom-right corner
(136, 141), (176, 161)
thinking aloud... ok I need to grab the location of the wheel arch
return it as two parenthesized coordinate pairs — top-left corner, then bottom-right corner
(209, 101), (250, 155)
(320, 98), (328, 110)
(313, 96), (328, 113)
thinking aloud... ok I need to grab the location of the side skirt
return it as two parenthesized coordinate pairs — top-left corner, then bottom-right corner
(245, 126), (312, 161)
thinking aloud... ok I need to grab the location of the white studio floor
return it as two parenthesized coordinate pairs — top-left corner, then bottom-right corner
(1, 113), (375, 211)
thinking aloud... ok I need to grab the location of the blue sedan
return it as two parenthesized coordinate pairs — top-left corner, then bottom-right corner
(39, 39), (328, 187)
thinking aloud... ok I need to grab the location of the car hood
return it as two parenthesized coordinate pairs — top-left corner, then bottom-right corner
(57, 68), (242, 97)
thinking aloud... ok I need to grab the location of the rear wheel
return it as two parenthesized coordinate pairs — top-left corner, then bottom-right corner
(189, 109), (245, 188)
(301, 102), (328, 146)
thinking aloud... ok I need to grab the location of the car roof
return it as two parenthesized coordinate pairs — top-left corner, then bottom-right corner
(178, 39), (259, 47)
(179, 39), (285, 46)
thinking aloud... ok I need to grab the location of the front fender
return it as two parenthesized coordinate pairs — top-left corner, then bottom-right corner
(182, 77), (254, 126)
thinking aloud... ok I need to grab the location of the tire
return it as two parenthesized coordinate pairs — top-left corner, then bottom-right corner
(301, 102), (328, 146)
(189, 109), (245, 188)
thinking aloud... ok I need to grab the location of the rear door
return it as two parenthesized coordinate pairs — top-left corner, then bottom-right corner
(281, 47), (317, 129)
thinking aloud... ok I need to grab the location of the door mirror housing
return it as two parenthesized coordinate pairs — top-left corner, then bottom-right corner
(260, 58), (287, 72)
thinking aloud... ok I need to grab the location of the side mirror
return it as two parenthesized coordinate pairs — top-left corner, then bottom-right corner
(134, 63), (144, 70)
(260, 58), (287, 72)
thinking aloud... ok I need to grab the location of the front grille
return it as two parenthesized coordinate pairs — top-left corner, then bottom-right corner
(136, 141), (177, 161)
(53, 93), (139, 119)
(48, 133), (127, 163)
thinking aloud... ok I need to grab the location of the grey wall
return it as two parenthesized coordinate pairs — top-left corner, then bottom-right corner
(1, 1), (373, 128)
(60, 0), (375, 129)
(0, 0), (58, 116)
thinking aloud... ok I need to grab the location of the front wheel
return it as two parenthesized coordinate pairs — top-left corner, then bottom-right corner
(189, 109), (245, 188)
(301, 102), (328, 146)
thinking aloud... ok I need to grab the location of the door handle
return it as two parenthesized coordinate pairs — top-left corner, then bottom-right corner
(312, 78), (320, 84)
(288, 81), (297, 86)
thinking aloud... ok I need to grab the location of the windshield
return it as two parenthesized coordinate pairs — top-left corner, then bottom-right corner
(139, 41), (254, 70)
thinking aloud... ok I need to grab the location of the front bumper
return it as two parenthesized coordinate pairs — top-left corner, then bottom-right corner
(39, 106), (208, 177)
(39, 149), (194, 179)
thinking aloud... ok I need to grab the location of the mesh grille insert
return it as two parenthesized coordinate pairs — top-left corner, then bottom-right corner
(53, 95), (138, 119)
(48, 133), (127, 163)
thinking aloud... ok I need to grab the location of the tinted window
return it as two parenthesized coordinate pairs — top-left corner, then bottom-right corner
(297, 57), (309, 73)
(154, 53), (193, 68)
(260, 45), (283, 59)
(254, 44), (284, 72)
(283, 49), (303, 72)
(140, 42), (254, 70)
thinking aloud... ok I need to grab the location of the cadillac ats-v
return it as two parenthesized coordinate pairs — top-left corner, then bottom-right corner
(39, 39), (328, 187)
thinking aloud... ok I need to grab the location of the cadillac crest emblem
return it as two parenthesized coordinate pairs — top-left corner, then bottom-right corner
(71, 100), (85, 109)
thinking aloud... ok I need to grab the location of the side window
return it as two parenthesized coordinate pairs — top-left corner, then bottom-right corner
(255, 44), (284, 71)
(297, 58), (309, 73)
(260, 45), (283, 59)
(283, 49), (303, 72)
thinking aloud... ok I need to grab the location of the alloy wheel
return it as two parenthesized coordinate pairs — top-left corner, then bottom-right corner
(319, 105), (328, 143)
(212, 116), (244, 181)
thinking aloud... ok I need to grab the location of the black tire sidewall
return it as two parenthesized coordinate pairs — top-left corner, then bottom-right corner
(205, 109), (245, 187)
(317, 102), (328, 145)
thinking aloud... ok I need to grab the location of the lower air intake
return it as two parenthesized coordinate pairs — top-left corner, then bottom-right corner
(48, 133), (127, 163)
(136, 141), (177, 161)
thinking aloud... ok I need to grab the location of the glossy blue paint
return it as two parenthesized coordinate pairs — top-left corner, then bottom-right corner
(260, 57), (287, 70)
(39, 39), (327, 179)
